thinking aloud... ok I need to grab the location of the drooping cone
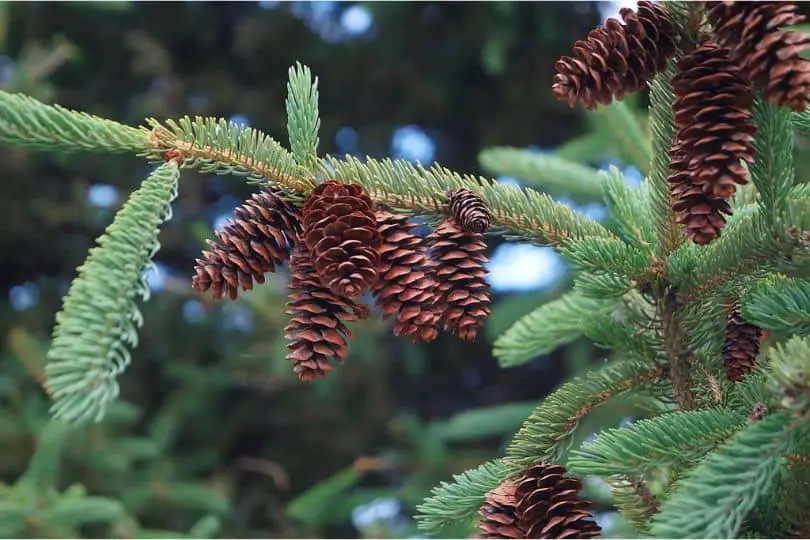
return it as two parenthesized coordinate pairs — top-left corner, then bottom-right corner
(515, 464), (602, 539)
(723, 301), (763, 383)
(427, 217), (491, 341)
(285, 244), (369, 382)
(476, 482), (523, 539)
(302, 180), (382, 298)
(706, 1), (810, 112)
(373, 212), (442, 343)
(669, 142), (733, 245)
(671, 41), (756, 200)
(192, 188), (301, 300)
(553, 0), (677, 109)
(447, 188), (491, 234)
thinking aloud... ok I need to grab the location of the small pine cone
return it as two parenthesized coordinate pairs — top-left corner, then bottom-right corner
(373, 212), (441, 343)
(671, 40), (756, 200)
(723, 301), (763, 383)
(447, 188), (491, 234)
(515, 464), (602, 539)
(285, 244), (369, 382)
(476, 482), (524, 539)
(302, 180), (382, 298)
(552, 1), (676, 109)
(669, 142), (733, 245)
(192, 188), (301, 300)
(707, 1), (810, 112)
(428, 217), (491, 341)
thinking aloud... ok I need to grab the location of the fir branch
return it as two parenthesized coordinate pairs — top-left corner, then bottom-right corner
(560, 236), (652, 279)
(591, 99), (651, 174)
(567, 409), (744, 476)
(478, 147), (605, 203)
(555, 132), (607, 164)
(285, 62), (321, 172)
(493, 292), (620, 368)
(793, 108), (810, 136)
(742, 274), (810, 335)
(325, 154), (614, 245)
(751, 98), (795, 219)
(573, 272), (634, 299)
(647, 411), (795, 539)
(766, 336), (810, 411)
(415, 459), (508, 536)
(647, 61), (680, 255)
(0, 90), (149, 152)
(602, 166), (657, 252)
(44, 161), (181, 424)
(608, 475), (659, 532)
(144, 116), (309, 193)
(504, 359), (663, 472)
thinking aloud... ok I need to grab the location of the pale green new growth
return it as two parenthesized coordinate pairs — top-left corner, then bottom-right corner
(648, 411), (794, 539)
(415, 459), (508, 536)
(567, 409), (743, 476)
(45, 161), (180, 424)
(478, 146), (606, 203)
(493, 292), (620, 367)
(0, 90), (148, 152)
(286, 62), (321, 172)
(751, 99), (795, 218)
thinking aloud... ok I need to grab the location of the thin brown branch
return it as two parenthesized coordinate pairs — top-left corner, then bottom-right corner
(659, 291), (695, 410)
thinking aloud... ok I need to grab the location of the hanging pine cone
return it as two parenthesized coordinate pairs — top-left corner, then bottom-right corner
(428, 217), (491, 341)
(671, 40), (756, 200)
(285, 244), (369, 382)
(373, 212), (442, 343)
(447, 188), (491, 234)
(192, 188), (301, 300)
(476, 481), (523, 539)
(552, 0), (676, 109)
(302, 180), (381, 298)
(706, 1), (810, 112)
(723, 301), (763, 383)
(515, 464), (602, 539)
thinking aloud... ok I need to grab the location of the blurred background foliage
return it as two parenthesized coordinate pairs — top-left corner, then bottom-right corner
(6, 1), (809, 538)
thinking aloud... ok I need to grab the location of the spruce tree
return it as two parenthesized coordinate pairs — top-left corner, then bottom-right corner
(0, 1), (808, 537)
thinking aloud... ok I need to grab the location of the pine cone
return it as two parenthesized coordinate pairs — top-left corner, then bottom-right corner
(428, 217), (491, 341)
(515, 464), (602, 539)
(192, 188), (301, 300)
(723, 301), (763, 382)
(707, 1), (810, 112)
(285, 244), (369, 382)
(669, 141), (734, 245)
(373, 212), (442, 343)
(553, 1), (676, 109)
(302, 180), (381, 298)
(476, 481), (524, 539)
(447, 188), (491, 234)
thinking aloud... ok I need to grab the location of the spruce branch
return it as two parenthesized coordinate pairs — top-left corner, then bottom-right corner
(560, 236), (653, 280)
(325, 154), (613, 245)
(767, 336), (810, 410)
(493, 292), (621, 368)
(602, 166), (657, 252)
(742, 274), (810, 336)
(590, 99), (651, 174)
(567, 409), (744, 477)
(44, 161), (181, 424)
(285, 62), (321, 173)
(415, 459), (508, 536)
(504, 359), (663, 473)
(478, 147), (605, 203)
(751, 98), (795, 219)
(0, 90), (149, 152)
(608, 475), (660, 532)
(647, 411), (796, 539)
(555, 132), (607, 164)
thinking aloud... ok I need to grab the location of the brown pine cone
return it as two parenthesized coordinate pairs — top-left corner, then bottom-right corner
(669, 142), (733, 245)
(192, 188), (301, 300)
(447, 188), (491, 234)
(476, 481), (524, 539)
(515, 464), (602, 539)
(707, 1), (810, 112)
(428, 217), (491, 341)
(553, 1), (676, 109)
(302, 180), (381, 298)
(373, 212), (441, 343)
(723, 300), (764, 383)
(285, 244), (369, 382)
(671, 40), (756, 201)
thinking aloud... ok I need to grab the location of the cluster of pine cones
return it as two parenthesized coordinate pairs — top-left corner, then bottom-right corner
(553, 0), (810, 246)
(191, 181), (492, 381)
